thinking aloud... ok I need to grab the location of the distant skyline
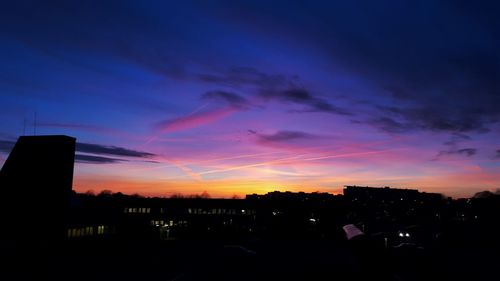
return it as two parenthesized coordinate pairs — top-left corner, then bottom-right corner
(1, 1), (499, 198)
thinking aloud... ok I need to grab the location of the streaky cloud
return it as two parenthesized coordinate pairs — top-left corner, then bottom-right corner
(75, 154), (127, 164)
(436, 148), (477, 159)
(257, 130), (318, 143)
(202, 91), (250, 109)
(198, 67), (291, 88)
(76, 142), (155, 158)
(494, 149), (500, 159)
(199, 67), (349, 115)
(0, 139), (152, 164)
(267, 88), (352, 115)
(157, 107), (236, 133)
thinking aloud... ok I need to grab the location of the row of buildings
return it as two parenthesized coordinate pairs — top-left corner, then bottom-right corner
(1, 135), (492, 249)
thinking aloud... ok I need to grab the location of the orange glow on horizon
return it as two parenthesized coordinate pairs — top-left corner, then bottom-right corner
(73, 176), (344, 198)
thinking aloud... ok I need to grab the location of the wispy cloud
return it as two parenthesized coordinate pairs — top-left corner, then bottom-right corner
(443, 133), (471, 146)
(249, 130), (328, 151)
(365, 117), (410, 134)
(436, 148), (477, 159)
(201, 91), (250, 109)
(494, 149), (500, 159)
(0, 139), (155, 165)
(255, 130), (318, 143)
(372, 106), (492, 134)
(198, 67), (290, 88)
(76, 142), (155, 158)
(261, 88), (351, 115)
(75, 154), (127, 164)
(199, 67), (349, 115)
(199, 148), (397, 176)
(156, 107), (236, 133)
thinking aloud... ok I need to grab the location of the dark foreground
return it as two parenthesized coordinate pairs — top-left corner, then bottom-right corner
(2, 231), (499, 281)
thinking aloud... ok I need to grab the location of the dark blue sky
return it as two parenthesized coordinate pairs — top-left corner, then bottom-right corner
(1, 1), (499, 197)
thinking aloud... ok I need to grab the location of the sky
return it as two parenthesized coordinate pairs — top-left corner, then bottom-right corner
(1, 0), (499, 198)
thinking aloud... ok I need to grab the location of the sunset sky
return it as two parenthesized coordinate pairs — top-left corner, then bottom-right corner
(1, 1), (499, 198)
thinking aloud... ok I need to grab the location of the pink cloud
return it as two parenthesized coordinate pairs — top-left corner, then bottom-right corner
(157, 107), (236, 133)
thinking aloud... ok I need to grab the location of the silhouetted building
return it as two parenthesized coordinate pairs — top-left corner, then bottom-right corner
(0, 135), (75, 245)
(343, 185), (443, 202)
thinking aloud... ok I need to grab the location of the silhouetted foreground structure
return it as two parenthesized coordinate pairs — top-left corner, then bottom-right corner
(1, 135), (500, 281)
(0, 135), (75, 246)
(343, 185), (444, 202)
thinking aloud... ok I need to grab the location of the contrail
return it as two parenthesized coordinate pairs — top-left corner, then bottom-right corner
(199, 148), (403, 175)
(302, 149), (401, 161)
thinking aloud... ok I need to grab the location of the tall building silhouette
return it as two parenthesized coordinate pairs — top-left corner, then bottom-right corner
(0, 135), (75, 245)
